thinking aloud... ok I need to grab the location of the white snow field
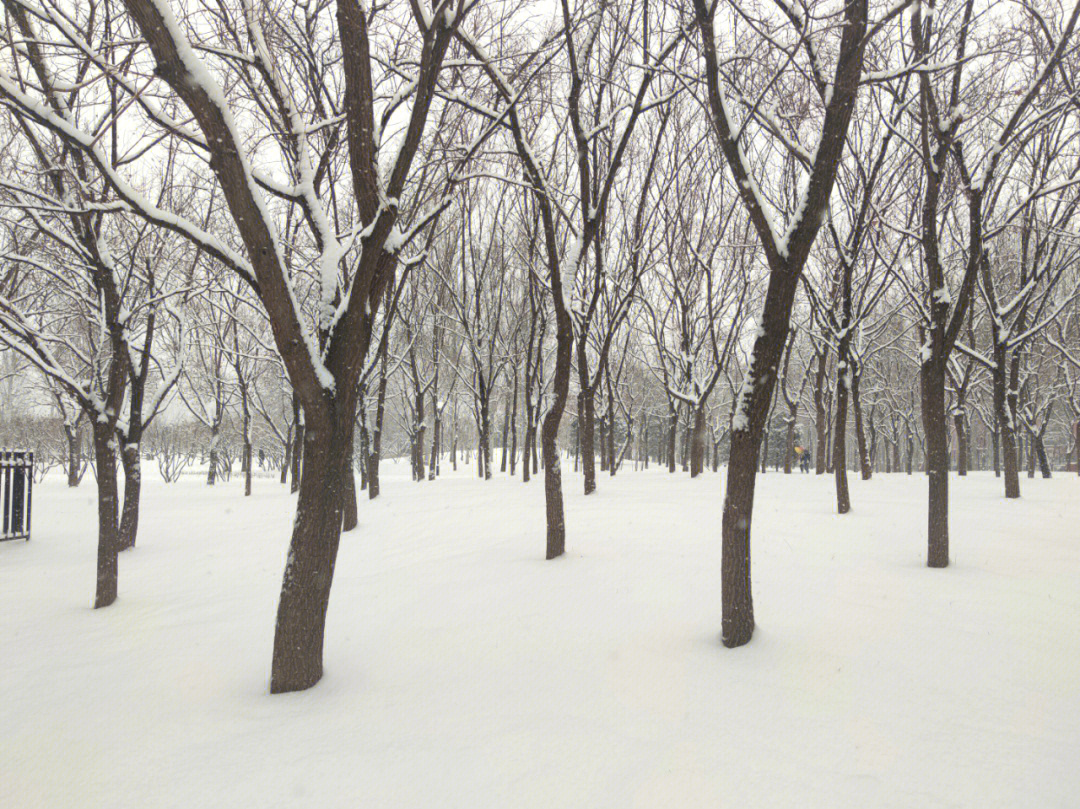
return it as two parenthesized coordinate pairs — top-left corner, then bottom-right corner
(2, 464), (1078, 808)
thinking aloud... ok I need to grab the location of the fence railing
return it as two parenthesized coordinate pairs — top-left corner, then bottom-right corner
(1, 450), (33, 542)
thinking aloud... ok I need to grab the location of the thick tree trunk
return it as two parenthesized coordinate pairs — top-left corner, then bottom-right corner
(118, 441), (141, 551)
(92, 424), (119, 608)
(270, 409), (353, 694)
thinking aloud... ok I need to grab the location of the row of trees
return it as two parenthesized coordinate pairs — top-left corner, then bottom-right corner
(1, 0), (1079, 692)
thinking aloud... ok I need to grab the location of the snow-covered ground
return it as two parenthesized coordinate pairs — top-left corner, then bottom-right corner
(2, 463), (1078, 808)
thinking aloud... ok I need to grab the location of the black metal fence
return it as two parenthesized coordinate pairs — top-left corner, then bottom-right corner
(1, 450), (33, 542)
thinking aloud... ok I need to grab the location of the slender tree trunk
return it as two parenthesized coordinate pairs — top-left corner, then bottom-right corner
(543, 314), (573, 560)
(814, 349), (828, 474)
(1034, 432), (1051, 478)
(66, 426), (81, 486)
(922, 357), (950, 568)
(690, 406), (707, 478)
(954, 411), (968, 476)
(992, 356), (1020, 498)
(342, 427), (358, 532)
(118, 440), (141, 551)
(92, 423), (119, 608)
(834, 362), (851, 514)
(500, 395), (511, 473)
(368, 349), (388, 500)
(667, 404), (677, 473)
(580, 388), (597, 493)
(281, 429), (291, 485)
(851, 372), (871, 480)
(207, 424), (219, 486)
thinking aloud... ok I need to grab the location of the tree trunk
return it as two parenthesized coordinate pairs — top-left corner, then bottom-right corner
(66, 426), (81, 486)
(834, 361), (851, 514)
(851, 372), (871, 480)
(690, 406), (707, 478)
(543, 313), (573, 560)
(953, 411), (968, 476)
(580, 388), (597, 493)
(368, 350), (388, 499)
(207, 424), (219, 486)
(922, 357), (949, 568)
(1034, 432), (1051, 478)
(992, 355), (1020, 498)
(522, 423), (534, 483)
(270, 408), (353, 694)
(118, 441), (141, 551)
(342, 428), (358, 532)
(667, 404), (677, 473)
(92, 423), (119, 608)
(281, 429), (291, 485)
(814, 349), (828, 475)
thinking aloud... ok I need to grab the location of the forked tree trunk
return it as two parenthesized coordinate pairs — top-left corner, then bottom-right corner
(92, 423), (120, 609)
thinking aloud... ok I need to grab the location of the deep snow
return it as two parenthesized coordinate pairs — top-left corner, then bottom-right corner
(2, 463), (1078, 808)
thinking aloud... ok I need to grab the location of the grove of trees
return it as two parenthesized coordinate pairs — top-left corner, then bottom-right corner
(1, 0), (1079, 692)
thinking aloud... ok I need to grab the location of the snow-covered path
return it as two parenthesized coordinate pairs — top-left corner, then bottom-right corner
(2, 465), (1078, 808)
